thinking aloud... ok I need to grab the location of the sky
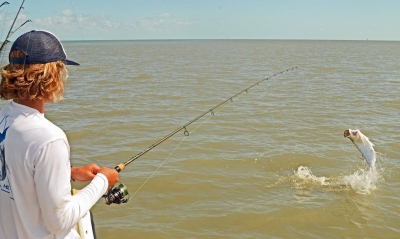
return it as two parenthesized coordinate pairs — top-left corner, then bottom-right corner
(0, 0), (399, 41)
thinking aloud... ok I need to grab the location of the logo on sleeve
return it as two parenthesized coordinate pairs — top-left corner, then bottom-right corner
(0, 116), (9, 182)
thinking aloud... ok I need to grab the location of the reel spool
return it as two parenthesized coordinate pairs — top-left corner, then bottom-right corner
(103, 183), (130, 205)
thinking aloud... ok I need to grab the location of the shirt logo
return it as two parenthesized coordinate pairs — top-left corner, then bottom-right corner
(0, 116), (9, 182)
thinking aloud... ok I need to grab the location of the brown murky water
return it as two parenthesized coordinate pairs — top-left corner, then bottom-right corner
(1, 40), (399, 238)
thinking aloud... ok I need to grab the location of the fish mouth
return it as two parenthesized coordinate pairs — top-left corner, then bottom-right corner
(344, 129), (351, 138)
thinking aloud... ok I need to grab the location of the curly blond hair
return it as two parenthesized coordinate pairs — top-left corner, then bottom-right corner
(0, 50), (69, 102)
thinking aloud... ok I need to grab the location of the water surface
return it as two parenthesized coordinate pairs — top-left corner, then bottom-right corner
(1, 40), (399, 238)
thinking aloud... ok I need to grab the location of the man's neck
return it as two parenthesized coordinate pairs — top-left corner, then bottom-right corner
(14, 99), (45, 113)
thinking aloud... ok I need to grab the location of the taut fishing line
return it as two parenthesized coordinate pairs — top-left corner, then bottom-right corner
(69, 0), (85, 42)
(130, 98), (231, 199)
(104, 67), (298, 205)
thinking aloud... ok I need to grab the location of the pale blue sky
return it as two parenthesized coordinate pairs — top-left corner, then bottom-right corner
(0, 0), (399, 41)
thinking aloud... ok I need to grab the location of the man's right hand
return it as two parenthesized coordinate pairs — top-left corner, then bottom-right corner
(98, 167), (119, 189)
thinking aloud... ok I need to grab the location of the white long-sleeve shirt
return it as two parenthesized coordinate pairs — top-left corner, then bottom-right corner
(0, 101), (108, 239)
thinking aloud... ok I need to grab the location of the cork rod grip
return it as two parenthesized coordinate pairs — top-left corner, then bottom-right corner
(115, 163), (126, 173)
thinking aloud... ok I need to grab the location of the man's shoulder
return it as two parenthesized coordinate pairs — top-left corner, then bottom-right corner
(23, 116), (66, 141)
(6, 112), (67, 147)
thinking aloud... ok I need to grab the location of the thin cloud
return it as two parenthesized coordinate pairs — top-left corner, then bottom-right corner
(62, 9), (73, 17)
(35, 17), (54, 28)
(156, 13), (170, 18)
(134, 13), (199, 32)
(34, 10), (114, 32)
(0, 12), (27, 26)
(31, 9), (199, 39)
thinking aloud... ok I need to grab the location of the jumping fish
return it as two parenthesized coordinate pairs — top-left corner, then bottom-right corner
(344, 129), (376, 169)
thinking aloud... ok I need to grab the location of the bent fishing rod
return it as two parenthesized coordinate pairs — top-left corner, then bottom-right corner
(103, 67), (298, 205)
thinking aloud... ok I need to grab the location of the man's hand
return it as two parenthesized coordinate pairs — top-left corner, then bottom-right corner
(71, 164), (100, 182)
(98, 167), (119, 189)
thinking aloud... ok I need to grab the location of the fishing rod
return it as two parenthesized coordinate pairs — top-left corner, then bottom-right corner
(103, 67), (298, 205)
(0, 0), (30, 53)
(0, 2), (9, 8)
(7, 19), (31, 39)
(0, 2), (10, 37)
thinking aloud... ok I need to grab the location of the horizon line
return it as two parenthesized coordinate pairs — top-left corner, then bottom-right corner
(59, 38), (399, 42)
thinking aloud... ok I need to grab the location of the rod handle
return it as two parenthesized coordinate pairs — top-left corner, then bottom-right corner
(115, 163), (126, 173)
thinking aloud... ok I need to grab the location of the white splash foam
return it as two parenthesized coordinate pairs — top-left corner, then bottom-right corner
(294, 166), (328, 185)
(339, 168), (383, 195)
(292, 165), (384, 195)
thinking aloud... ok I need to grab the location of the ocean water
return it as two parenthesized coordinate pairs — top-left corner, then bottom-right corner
(1, 40), (399, 238)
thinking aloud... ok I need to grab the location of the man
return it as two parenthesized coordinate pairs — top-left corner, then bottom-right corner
(0, 30), (119, 239)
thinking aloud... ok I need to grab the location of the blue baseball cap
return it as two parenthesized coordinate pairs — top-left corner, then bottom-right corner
(9, 30), (79, 65)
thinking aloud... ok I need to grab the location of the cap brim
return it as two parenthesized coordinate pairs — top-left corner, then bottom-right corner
(65, 58), (80, 66)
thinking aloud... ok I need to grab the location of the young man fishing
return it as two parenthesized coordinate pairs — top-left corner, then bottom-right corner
(0, 30), (119, 239)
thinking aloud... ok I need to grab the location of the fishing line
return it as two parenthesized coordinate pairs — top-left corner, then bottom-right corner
(0, 1), (10, 61)
(69, 0), (85, 41)
(0, 2), (10, 39)
(103, 67), (298, 204)
(0, 0), (31, 61)
(130, 98), (231, 198)
(114, 67), (298, 173)
(0, 0), (26, 52)
(0, 5), (6, 15)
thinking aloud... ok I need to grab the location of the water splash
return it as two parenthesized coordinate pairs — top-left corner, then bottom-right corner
(294, 166), (328, 185)
(339, 168), (384, 195)
(292, 166), (384, 195)
(291, 166), (329, 190)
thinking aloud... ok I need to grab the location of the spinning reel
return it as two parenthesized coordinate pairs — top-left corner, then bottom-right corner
(103, 183), (130, 205)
